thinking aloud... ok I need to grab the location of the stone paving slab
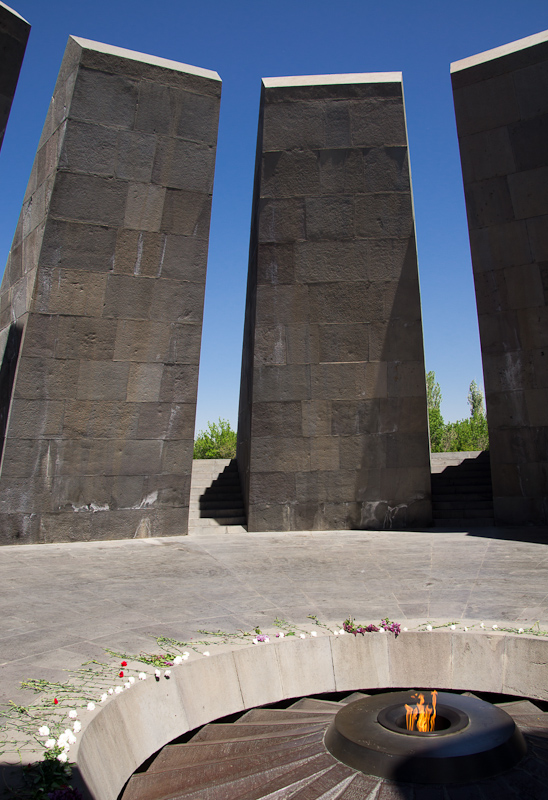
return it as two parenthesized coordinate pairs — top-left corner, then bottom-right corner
(0, 527), (547, 781)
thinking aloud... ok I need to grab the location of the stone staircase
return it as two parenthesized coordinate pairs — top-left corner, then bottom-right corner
(121, 693), (548, 800)
(189, 459), (246, 533)
(431, 450), (494, 527)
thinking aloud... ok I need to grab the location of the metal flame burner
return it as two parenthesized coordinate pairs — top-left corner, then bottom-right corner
(324, 691), (527, 785)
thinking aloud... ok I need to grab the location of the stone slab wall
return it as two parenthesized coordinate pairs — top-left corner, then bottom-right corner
(0, 2), (30, 150)
(0, 37), (221, 543)
(237, 73), (431, 531)
(452, 30), (548, 525)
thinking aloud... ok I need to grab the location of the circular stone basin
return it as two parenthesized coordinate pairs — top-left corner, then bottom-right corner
(324, 691), (527, 785)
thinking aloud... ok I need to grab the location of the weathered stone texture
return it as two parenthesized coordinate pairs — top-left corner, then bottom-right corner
(0, 37), (221, 543)
(237, 74), (431, 531)
(452, 30), (548, 525)
(0, 3), (30, 151)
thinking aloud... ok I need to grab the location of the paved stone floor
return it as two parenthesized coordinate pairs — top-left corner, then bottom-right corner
(1, 526), (547, 714)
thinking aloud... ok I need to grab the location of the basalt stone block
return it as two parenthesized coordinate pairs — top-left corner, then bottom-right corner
(0, 37), (221, 543)
(237, 73), (431, 531)
(0, 3), (30, 151)
(452, 29), (548, 525)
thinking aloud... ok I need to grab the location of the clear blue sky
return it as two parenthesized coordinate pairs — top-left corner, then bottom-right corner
(2, 1), (547, 434)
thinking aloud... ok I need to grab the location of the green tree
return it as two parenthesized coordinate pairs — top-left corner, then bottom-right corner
(193, 418), (237, 459)
(426, 371), (445, 453)
(425, 374), (489, 453)
(468, 379), (485, 417)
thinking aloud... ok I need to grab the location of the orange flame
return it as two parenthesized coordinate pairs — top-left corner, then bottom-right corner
(405, 690), (437, 732)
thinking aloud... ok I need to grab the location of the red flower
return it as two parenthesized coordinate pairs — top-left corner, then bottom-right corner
(54, 698), (58, 704)
(121, 661), (127, 667)
(119, 671), (124, 678)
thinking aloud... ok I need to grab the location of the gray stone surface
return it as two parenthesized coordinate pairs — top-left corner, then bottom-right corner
(452, 30), (548, 526)
(0, 37), (221, 543)
(0, 3), (29, 151)
(237, 73), (431, 531)
(0, 527), (547, 798)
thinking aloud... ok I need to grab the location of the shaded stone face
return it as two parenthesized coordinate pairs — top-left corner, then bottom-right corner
(237, 74), (431, 532)
(452, 31), (548, 526)
(0, 3), (30, 150)
(0, 37), (221, 543)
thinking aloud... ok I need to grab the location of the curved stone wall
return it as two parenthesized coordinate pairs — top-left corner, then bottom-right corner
(74, 631), (548, 800)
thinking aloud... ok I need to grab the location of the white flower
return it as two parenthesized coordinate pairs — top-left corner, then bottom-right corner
(124, 682), (131, 688)
(115, 686), (123, 694)
(155, 669), (161, 678)
(174, 656), (183, 665)
(277, 632), (285, 639)
(57, 752), (68, 763)
(108, 687), (114, 694)
(68, 710), (77, 719)
(480, 622), (485, 629)
(87, 702), (96, 711)
(63, 742), (71, 752)
(67, 732), (77, 745)
(464, 626), (469, 631)
(164, 670), (171, 677)
(450, 625), (456, 630)
(138, 672), (147, 680)
(378, 628), (385, 633)
(203, 651), (210, 657)
(299, 633), (306, 639)
(311, 631), (317, 637)
(252, 638), (258, 644)
(45, 739), (56, 749)
(492, 624), (498, 630)
(38, 726), (50, 737)
(334, 631), (339, 636)
(129, 676), (135, 684)
(57, 734), (68, 747)
(403, 627), (408, 632)
(264, 637), (270, 643)
(339, 629), (345, 635)
(518, 628), (524, 634)
(182, 652), (189, 659)
(73, 721), (81, 733)
(426, 625), (432, 631)
(100, 694), (108, 703)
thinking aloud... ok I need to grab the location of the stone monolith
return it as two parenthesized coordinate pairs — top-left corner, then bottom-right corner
(452, 30), (548, 525)
(237, 73), (432, 531)
(0, 37), (221, 543)
(0, 2), (30, 150)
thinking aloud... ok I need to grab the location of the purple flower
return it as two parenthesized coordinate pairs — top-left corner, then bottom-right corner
(365, 624), (380, 632)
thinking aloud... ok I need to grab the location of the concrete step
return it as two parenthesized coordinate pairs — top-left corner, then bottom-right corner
(189, 722), (328, 743)
(433, 517), (495, 527)
(289, 698), (344, 712)
(189, 516), (247, 526)
(199, 500), (245, 511)
(200, 509), (246, 520)
(434, 507), (494, 518)
(235, 709), (337, 724)
(189, 524), (248, 535)
(432, 500), (494, 511)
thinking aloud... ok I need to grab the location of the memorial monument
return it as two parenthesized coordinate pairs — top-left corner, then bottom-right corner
(452, 30), (548, 525)
(0, 36), (221, 543)
(237, 73), (432, 531)
(0, 1), (30, 152)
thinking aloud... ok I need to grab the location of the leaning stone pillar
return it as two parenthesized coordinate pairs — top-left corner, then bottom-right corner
(0, 37), (221, 543)
(452, 30), (548, 525)
(0, 2), (30, 151)
(237, 73), (431, 531)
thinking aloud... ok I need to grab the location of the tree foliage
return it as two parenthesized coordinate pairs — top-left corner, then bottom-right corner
(427, 373), (489, 453)
(193, 418), (237, 459)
